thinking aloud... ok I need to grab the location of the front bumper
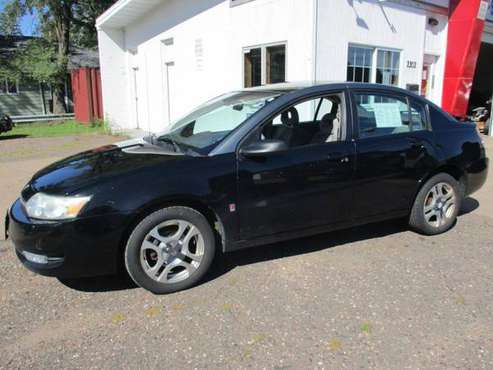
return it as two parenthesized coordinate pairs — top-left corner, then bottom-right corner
(7, 199), (129, 278)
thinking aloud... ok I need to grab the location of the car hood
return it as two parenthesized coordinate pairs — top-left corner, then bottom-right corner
(22, 138), (186, 198)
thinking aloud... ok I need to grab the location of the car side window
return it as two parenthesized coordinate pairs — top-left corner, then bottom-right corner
(260, 94), (344, 148)
(409, 99), (428, 131)
(355, 93), (410, 138)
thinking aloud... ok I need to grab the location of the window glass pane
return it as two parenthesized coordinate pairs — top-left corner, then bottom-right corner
(355, 93), (410, 138)
(163, 91), (280, 154)
(346, 67), (354, 82)
(355, 51), (364, 66)
(266, 45), (286, 84)
(364, 49), (372, 67)
(315, 98), (334, 121)
(409, 100), (427, 131)
(294, 99), (319, 123)
(262, 95), (343, 147)
(376, 50), (400, 86)
(347, 46), (373, 82)
(348, 48), (356, 67)
(244, 48), (262, 87)
(7, 80), (18, 94)
(354, 67), (363, 82)
(392, 53), (400, 70)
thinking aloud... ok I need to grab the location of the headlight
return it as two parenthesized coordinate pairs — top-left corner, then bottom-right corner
(25, 193), (92, 220)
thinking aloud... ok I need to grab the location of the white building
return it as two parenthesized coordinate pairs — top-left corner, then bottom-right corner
(97, 0), (450, 133)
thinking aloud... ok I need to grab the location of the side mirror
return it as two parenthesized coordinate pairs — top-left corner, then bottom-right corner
(240, 140), (288, 158)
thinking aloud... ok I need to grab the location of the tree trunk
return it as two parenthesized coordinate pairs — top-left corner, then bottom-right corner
(52, 82), (66, 115)
(52, 1), (73, 114)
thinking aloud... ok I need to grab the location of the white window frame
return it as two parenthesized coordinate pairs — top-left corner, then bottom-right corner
(347, 44), (402, 87)
(0, 79), (20, 95)
(242, 41), (287, 88)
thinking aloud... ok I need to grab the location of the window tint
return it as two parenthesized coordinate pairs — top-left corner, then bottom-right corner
(262, 95), (343, 148)
(315, 98), (334, 121)
(355, 93), (414, 138)
(409, 100), (427, 131)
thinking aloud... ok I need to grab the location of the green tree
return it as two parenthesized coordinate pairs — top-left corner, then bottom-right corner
(0, 0), (117, 114)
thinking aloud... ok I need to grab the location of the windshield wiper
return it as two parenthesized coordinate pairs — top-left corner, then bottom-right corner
(157, 137), (182, 153)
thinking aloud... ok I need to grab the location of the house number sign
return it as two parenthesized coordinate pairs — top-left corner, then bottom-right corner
(407, 61), (417, 69)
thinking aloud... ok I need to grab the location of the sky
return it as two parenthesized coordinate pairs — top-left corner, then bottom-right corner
(0, 0), (37, 36)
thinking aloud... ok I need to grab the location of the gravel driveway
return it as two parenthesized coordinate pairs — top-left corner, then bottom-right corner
(0, 134), (492, 369)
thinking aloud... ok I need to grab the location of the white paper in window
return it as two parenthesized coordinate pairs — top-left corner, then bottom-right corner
(373, 103), (402, 128)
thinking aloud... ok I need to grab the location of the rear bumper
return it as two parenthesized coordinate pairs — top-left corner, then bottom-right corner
(6, 199), (129, 278)
(465, 157), (489, 196)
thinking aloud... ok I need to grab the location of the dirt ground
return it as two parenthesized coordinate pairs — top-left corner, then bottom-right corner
(0, 133), (492, 369)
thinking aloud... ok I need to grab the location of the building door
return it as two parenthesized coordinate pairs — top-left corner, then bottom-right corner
(421, 55), (438, 102)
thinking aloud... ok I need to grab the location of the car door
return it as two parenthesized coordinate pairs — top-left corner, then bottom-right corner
(350, 90), (438, 220)
(236, 91), (356, 240)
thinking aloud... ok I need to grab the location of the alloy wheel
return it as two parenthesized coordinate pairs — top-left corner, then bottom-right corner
(423, 182), (456, 228)
(140, 220), (204, 284)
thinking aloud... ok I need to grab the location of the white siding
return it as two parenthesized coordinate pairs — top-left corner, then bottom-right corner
(98, 0), (450, 132)
(117, 0), (313, 133)
(98, 27), (129, 130)
(315, 0), (447, 105)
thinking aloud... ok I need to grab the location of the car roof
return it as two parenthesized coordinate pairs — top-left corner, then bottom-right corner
(240, 81), (422, 97)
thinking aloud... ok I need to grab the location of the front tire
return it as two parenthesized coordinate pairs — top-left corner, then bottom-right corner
(125, 207), (216, 294)
(409, 173), (461, 235)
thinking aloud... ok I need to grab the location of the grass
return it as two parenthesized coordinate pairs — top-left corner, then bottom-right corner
(4, 120), (109, 138)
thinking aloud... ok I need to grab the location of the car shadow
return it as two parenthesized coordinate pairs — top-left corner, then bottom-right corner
(58, 273), (138, 293)
(0, 135), (28, 141)
(459, 197), (480, 216)
(201, 218), (408, 285)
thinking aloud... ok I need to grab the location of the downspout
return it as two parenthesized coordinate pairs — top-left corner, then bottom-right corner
(312, 0), (319, 84)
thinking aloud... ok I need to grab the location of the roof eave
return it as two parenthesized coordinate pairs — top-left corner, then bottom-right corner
(96, 0), (139, 30)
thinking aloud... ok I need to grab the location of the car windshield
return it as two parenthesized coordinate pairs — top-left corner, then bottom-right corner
(155, 91), (281, 155)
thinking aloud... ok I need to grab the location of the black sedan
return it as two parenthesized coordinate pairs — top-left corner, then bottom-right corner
(6, 83), (489, 294)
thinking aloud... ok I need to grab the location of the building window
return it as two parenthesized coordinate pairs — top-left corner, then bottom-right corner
(347, 45), (400, 87)
(244, 48), (262, 88)
(376, 50), (400, 86)
(244, 43), (286, 88)
(266, 45), (286, 84)
(347, 46), (373, 83)
(0, 79), (19, 95)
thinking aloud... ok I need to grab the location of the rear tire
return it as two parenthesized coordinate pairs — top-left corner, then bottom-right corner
(125, 206), (216, 294)
(409, 173), (461, 235)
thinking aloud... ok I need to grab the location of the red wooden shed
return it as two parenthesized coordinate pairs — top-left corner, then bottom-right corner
(69, 48), (103, 124)
(71, 68), (103, 124)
